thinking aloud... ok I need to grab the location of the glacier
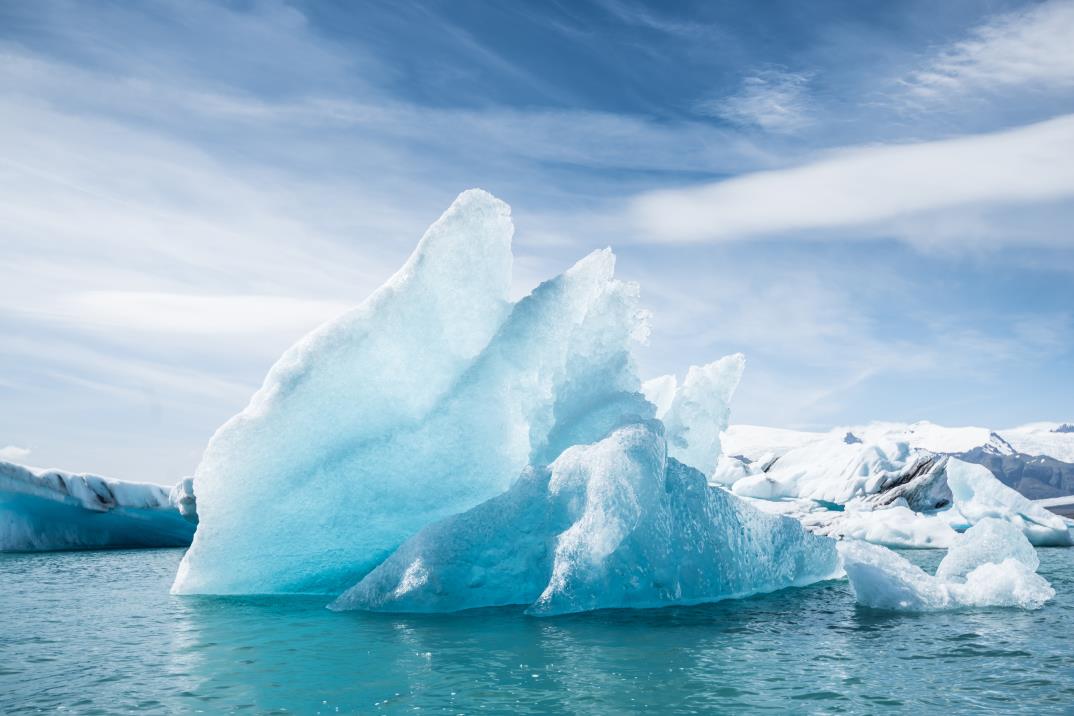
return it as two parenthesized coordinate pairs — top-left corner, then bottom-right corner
(331, 421), (839, 616)
(1, 460), (195, 551)
(839, 519), (1055, 611)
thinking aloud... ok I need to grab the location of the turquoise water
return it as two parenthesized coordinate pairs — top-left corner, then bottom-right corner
(2, 548), (1073, 714)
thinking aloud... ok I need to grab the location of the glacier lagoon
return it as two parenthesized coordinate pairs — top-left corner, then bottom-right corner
(4, 191), (1072, 712)
(4, 546), (1074, 714)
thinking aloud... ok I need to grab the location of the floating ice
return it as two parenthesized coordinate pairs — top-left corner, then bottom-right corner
(715, 425), (1072, 548)
(839, 518), (1055, 611)
(660, 353), (745, 477)
(944, 459), (1072, 547)
(332, 422), (839, 616)
(174, 190), (653, 594)
(0, 460), (195, 551)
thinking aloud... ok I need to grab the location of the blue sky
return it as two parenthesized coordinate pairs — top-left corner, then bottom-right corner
(1, 0), (1072, 482)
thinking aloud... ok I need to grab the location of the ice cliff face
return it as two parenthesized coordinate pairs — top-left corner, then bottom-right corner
(331, 422), (838, 616)
(0, 461), (195, 551)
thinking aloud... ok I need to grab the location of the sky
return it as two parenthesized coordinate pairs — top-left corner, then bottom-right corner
(1, 0), (1072, 484)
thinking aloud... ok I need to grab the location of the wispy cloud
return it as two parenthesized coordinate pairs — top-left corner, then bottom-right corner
(903, 0), (1074, 100)
(61, 292), (349, 336)
(698, 68), (813, 133)
(0, 445), (31, 462)
(632, 114), (1074, 244)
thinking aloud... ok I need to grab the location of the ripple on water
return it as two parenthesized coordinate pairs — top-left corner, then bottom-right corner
(0, 548), (1072, 713)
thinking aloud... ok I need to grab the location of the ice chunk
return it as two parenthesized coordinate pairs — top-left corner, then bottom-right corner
(710, 455), (754, 486)
(331, 422), (839, 616)
(839, 519), (1054, 611)
(0, 460), (194, 551)
(838, 540), (950, 610)
(935, 517), (1039, 580)
(720, 425), (1069, 548)
(819, 504), (956, 549)
(661, 353), (745, 476)
(730, 434), (931, 504)
(945, 459), (1072, 546)
(169, 477), (198, 525)
(174, 191), (652, 595)
(641, 374), (676, 418)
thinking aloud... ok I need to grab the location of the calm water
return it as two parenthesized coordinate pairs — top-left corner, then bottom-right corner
(2, 548), (1073, 714)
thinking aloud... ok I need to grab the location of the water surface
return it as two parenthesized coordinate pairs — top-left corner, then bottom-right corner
(2, 548), (1073, 713)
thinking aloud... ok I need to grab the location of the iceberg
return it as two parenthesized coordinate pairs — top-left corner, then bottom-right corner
(174, 189), (846, 605)
(659, 353), (745, 477)
(0, 460), (195, 551)
(943, 459), (1072, 546)
(839, 518), (1055, 611)
(331, 422), (839, 616)
(721, 420), (1074, 499)
(715, 427), (1072, 548)
(174, 190), (654, 595)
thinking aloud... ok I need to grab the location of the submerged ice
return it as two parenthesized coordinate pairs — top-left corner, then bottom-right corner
(839, 519), (1055, 611)
(332, 422), (838, 616)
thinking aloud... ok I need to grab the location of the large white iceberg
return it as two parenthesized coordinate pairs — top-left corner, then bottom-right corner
(721, 420), (1074, 500)
(174, 190), (654, 594)
(0, 460), (195, 551)
(839, 518), (1055, 611)
(715, 427), (1071, 548)
(331, 422), (839, 616)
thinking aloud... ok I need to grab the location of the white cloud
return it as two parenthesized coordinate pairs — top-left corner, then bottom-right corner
(699, 68), (813, 133)
(905, 0), (1074, 99)
(0, 445), (31, 462)
(56, 292), (350, 336)
(632, 113), (1074, 243)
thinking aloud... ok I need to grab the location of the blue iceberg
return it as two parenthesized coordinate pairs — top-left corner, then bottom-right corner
(1, 461), (195, 551)
(331, 421), (839, 616)
(174, 189), (840, 611)
(174, 190), (651, 594)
